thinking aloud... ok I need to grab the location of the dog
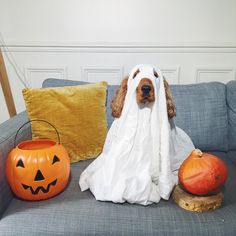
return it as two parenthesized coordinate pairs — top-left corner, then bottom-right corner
(111, 68), (176, 119)
(79, 65), (194, 205)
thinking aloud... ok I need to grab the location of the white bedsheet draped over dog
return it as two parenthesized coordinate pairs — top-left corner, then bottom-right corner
(79, 64), (194, 205)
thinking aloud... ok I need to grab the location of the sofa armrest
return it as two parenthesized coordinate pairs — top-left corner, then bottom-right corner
(0, 112), (31, 219)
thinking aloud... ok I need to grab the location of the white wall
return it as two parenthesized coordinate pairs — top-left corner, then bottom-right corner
(1, 0), (236, 45)
(0, 0), (236, 123)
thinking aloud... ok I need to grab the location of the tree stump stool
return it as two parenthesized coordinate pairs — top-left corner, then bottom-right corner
(172, 185), (224, 212)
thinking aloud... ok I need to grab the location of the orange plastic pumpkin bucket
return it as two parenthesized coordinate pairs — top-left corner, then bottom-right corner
(6, 120), (70, 201)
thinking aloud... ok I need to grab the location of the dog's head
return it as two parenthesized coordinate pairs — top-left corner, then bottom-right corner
(111, 66), (176, 119)
(133, 68), (158, 105)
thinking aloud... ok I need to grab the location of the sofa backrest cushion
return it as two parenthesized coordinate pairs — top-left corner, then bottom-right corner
(226, 81), (236, 150)
(43, 79), (228, 151)
(171, 82), (228, 151)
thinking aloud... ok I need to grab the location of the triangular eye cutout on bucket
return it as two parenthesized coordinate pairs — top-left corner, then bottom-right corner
(52, 155), (60, 164)
(16, 159), (25, 168)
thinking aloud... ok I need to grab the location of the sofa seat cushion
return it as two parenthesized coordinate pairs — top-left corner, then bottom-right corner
(0, 152), (236, 236)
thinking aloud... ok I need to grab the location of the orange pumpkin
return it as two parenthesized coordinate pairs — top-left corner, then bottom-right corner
(178, 149), (228, 195)
(6, 139), (70, 201)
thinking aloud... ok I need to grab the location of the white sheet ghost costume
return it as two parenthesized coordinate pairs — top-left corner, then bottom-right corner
(79, 65), (194, 205)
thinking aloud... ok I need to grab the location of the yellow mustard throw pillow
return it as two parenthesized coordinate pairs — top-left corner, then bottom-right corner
(22, 82), (108, 163)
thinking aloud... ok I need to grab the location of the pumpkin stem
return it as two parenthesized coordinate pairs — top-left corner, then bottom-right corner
(194, 149), (203, 158)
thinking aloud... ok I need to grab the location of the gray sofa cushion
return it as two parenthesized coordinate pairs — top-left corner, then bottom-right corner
(171, 82), (228, 151)
(227, 151), (236, 165)
(226, 81), (236, 150)
(43, 79), (228, 151)
(0, 152), (235, 236)
(0, 112), (31, 218)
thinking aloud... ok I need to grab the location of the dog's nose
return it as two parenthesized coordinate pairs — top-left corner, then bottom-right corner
(141, 85), (151, 94)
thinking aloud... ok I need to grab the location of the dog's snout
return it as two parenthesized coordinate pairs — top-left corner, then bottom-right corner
(141, 85), (151, 94)
(136, 78), (155, 104)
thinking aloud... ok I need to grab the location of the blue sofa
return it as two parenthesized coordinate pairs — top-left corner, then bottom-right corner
(0, 78), (236, 236)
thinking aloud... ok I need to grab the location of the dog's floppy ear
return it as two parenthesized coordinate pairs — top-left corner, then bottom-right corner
(163, 78), (176, 119)
(111, 76), (128, 118)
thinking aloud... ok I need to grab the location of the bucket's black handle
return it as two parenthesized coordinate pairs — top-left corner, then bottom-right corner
(14, 119), (61, 148)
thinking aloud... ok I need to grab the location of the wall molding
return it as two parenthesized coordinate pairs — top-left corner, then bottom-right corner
(161, 67), (180, 84)
(195, 68), (236, 83)
(81, 66), (180, 84)
(25, 67), (68, 87)
(81, 66), (124, 84)
(2, 42), (236, 53)
(2, 40), (236, 47)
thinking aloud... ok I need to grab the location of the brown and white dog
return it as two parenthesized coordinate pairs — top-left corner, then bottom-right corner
(79, 65), (195, 205)
(111, 68), (176, 119)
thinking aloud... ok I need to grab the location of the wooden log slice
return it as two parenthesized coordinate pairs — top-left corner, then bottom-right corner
(172, 185), (224, 212)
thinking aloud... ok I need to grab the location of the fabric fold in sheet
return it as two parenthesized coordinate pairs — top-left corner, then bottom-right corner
(79, 64), (194, 205)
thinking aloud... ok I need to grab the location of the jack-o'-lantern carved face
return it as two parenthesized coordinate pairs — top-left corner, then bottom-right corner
(6, 140), (70, 201)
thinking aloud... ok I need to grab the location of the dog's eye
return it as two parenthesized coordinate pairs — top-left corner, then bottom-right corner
(153, 69), (158, 78)
(133, 69), (140, 79)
